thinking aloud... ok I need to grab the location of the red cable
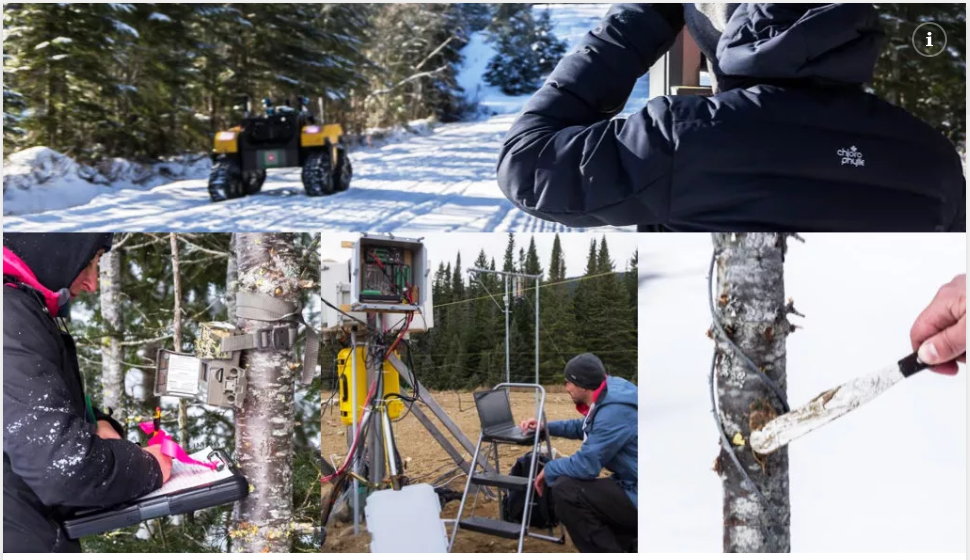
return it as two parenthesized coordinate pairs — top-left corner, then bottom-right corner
(322, 313), (414, 484)
(324, 250), (416, 484)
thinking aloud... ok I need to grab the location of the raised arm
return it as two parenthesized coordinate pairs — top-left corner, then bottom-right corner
(497, 4), (685, 227)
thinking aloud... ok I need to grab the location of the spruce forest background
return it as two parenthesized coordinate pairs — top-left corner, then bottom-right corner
(65, 232), (635, 552)
(3, 3), (965, 160)
(321, 233), (639, 397)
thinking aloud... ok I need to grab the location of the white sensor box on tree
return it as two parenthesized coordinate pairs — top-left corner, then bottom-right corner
(322, 234), (433, 333)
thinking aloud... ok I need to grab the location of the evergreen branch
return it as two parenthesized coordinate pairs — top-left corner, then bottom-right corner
(177, 236), (231, 258)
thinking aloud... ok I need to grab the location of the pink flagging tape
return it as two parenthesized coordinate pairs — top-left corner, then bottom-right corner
(139, 421), (218, 470)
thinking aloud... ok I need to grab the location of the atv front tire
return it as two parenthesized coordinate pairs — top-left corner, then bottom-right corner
(302, 150), (335, 197)
(208, 157), (245, 202)
(334, 146), (352, 193)
(242, 170), (266, 196)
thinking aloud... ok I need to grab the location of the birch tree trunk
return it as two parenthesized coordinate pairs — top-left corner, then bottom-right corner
(712, 233), (791, 553)
(99, 248), (125, 417)
(170, 235), (190, 450)
(226, 234), (238, 321)
(230, 233), (300, 553)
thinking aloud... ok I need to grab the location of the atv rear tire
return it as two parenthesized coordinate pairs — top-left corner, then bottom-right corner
(242, 170), (266, 196)
(302, 149), (334, 197)
(334, 146), (352, 193)
(208, 158), (245, 202)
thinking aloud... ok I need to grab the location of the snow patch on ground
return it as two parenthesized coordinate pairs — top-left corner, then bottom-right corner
(349, 119), (437, 149)
(3, 147), (211, 216)
(2, 118), (437, 218)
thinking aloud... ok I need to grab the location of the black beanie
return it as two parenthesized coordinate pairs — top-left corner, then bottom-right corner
(564, 353), (607, 390)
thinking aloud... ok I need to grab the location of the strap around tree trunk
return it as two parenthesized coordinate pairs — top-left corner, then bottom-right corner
(220, 291), (320, 384)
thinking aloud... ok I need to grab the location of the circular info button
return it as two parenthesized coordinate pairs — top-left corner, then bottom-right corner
(912, 22), (947, 58)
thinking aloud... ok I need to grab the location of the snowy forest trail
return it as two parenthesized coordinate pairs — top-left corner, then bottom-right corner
(5, 4), (648, 233)
(5, 115), (541, 233)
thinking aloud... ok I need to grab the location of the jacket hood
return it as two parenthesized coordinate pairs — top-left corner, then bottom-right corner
(600, 376), (638, 409)
(687, 3), (884, 90)
(3, 233), (113, 293)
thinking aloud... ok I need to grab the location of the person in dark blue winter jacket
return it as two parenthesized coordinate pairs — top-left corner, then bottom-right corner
(519, 354), (638, 553)
(497, 4), (966, 232)
(3, 234), (171, 553)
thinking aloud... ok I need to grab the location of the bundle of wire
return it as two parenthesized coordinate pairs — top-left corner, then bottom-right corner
(321, 252), (415, 486)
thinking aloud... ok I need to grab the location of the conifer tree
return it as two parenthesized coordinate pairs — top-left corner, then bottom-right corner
(484, 5), (566, 95)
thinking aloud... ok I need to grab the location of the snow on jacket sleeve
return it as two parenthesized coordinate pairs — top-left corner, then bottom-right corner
(546, 418), (584, 440)
(3, 298), (163, 509)
(543, 403), (636, 484)
(497, 4), (684, 227)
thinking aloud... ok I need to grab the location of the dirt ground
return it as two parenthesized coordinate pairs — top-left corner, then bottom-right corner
(321, 389), (583, 553)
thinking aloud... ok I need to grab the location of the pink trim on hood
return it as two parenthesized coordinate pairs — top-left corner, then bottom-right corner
(576, 378), (608, 417)
(3, 247), (64, 317)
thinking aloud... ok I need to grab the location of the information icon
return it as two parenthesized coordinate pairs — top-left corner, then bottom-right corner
(912, 22), (947, 58)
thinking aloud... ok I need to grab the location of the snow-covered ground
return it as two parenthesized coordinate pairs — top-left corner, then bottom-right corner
(4, 4), (643, 233)
(639, 234), (967, 552)
(3, 147), (210, 216)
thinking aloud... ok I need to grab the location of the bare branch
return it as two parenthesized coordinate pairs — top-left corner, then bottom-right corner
(119, 333), (174, 347)
(414, 35), (457, 72)
(365, 66), (450, 100)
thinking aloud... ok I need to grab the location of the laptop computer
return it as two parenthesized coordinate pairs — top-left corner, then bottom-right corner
(473, 390), (539, 444)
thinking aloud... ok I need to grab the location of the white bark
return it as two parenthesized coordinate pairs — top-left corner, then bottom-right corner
(99, 249), (125, 417)
(713, 233), (791, 553)
(170, 234), (190, 451)
(751, 365), (905, 454)
(227, 234), (238, 321)
(230, 233), (299, 553)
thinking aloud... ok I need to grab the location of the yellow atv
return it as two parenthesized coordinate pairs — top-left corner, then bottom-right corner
(208, 98), (352, 202)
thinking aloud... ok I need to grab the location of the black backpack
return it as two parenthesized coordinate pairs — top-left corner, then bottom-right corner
(500, 453), (558, 529)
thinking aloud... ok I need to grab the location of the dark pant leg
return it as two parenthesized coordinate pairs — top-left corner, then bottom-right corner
(551, 476), (638, 553)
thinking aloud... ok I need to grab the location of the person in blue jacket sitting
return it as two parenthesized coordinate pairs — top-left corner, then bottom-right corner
(519, 353), (638, 553)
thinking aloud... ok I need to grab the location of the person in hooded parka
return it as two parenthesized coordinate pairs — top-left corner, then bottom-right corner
(3, 233), (171, 553)
(497, 3), (965, 232)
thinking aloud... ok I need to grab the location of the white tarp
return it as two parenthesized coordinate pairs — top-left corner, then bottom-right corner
(365, 483), (448, 553)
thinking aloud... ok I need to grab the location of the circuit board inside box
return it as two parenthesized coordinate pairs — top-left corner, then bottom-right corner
(361, 246), (413, 303)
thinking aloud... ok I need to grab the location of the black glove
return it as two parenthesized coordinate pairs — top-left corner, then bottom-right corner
(93, 407), (127, 439)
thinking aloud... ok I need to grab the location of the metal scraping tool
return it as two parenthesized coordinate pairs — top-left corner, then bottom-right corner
(750, 352), (929, 454)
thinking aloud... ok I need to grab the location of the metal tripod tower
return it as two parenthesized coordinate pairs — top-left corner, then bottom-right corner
(338, 318), (500, 535)
(468, 268), (542, 389)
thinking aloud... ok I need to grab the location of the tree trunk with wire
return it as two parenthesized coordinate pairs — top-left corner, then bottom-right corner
(226, 235), (238, 320)
(230, 233), (300, 553)
(169, 235), (191, 461)
(712, 233), (792, 553)
(99, 247), (126, 418)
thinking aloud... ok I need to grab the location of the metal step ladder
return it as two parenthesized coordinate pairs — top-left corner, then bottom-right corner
(448, 383), (565, 553)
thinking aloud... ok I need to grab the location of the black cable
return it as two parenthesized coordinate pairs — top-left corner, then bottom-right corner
(367, 249), (408, 301)
(707, 249), (787, 505)
(318, 294), (367, 327)
(708, 352), (765, 502)
(707, 253), (790, 413)
(388, 338), (423, 423)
